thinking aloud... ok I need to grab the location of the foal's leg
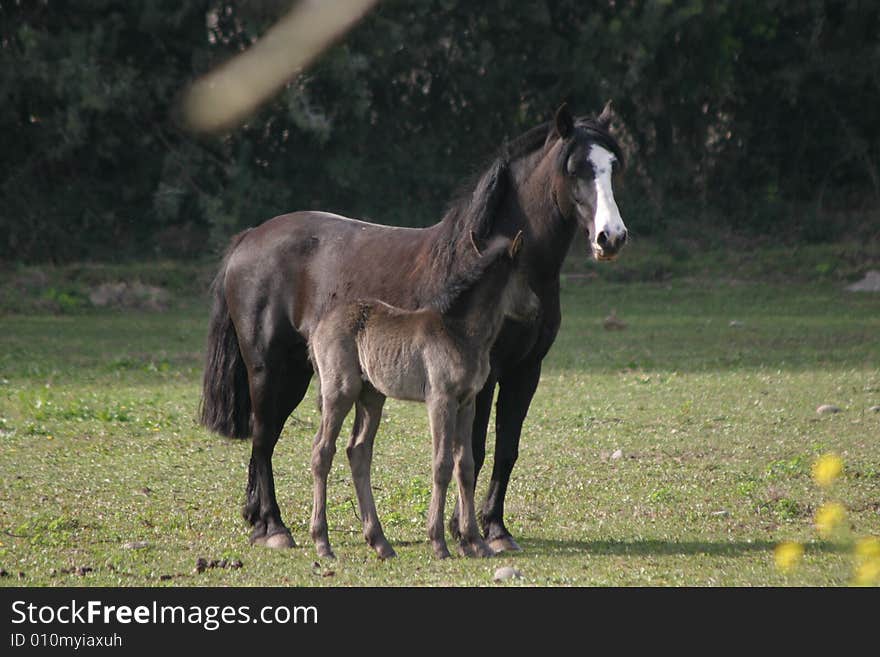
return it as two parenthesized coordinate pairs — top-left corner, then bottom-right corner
(346, 387), (395, 559)
(449, 373), (496, 541)
(309, 377), (359, 559)
(426, 397), (456, 559)
(452, 398), (494, 558)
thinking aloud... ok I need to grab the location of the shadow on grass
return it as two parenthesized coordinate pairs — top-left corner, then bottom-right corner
(518, 537), (848, 557)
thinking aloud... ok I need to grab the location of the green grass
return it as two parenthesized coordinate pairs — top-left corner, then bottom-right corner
(1, 256), (879, 586)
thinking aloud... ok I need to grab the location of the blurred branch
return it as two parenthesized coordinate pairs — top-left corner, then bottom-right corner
(182, 0), (379, 133)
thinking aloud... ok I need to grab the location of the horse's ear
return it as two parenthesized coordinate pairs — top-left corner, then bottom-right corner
(597, 100), (613, 129)
(469, 230), (484, 256)
(509, 230), (524, 259)
(555, 103), (574, 140)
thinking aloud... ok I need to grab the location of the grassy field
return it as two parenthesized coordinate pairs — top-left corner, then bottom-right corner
(1, 245), (879, 586)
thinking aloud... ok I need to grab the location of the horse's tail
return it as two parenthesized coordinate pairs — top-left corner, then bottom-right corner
(199, 230), (252, 439)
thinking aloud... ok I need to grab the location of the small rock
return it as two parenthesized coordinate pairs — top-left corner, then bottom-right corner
(123, 540), (149, 550)
(729, 320), (744, 327)
(817, 404), (841, 415)
(230, 560), (243, 569)
(0, 569), (8, 577)
(610, 449), (623, 460)
(18, 571), (25, 579)
(845, 270), (880, 293)
(869, 405), (880, 413)
(209, 559), (220, 569)
(49, 568), (57, 577)
(711, 510), (730, 517)
(218, 559), (228, 569)
(603, 310), (627, 331)
(159, 574), (173, 581)
(195, 557), (208, 574)
(321, 570), (335, 578)
(75, 566), (92, 576)
(493, 566), (523, 582)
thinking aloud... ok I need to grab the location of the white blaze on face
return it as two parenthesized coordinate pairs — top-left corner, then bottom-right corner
(588, 145), (626, 254)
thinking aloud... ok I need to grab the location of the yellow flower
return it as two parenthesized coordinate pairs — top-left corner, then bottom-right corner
(812, 453), (843, 488)
(854, 536), (880, 561)
(774, 541), (804, 573)
(852, 559), (880, 587)
(814, 502), (846, 539)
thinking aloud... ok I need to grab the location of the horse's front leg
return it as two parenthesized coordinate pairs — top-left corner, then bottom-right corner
(310, 378), (358, 559)
(453, 398), (494, 558)
(481, 358), (542, 553)
(426, 396), (456, 559)
(449, 373), (496, 541)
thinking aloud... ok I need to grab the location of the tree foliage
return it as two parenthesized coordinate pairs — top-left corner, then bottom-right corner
(2, 0), (878, 262)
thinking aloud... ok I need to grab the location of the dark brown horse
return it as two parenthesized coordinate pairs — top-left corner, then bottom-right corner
(200, 104), (626, 551)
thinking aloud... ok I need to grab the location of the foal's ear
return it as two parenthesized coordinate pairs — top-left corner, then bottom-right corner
(555, 103), (574, 140)
(509, 230), (524, 259)
(469, 230), (484, 256)
(597, 100), (613, 129)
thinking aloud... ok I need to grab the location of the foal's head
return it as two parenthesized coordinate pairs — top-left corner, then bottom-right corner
(548, 103), (628, 261)
(464, 231), (539, 324)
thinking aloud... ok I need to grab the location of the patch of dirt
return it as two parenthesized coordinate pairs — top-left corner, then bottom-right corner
(88, 282), (170, 311)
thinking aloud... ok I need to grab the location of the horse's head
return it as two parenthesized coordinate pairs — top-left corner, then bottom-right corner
(550, 103), (627, 261)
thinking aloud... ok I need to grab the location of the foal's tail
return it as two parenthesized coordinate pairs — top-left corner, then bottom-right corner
(199, 230), (252, 439)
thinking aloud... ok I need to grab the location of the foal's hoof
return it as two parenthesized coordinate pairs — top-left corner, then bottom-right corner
(371, 539), (397, 560)
(458, 539), (496, 558)
(432, 543), (452, 559)
(315, 543), (336, 560)
(251, 531), (296, 549)
(487, 535), (522, 554)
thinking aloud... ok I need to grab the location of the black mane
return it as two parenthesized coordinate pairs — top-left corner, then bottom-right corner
(426, 235), (511, 314)
(505, 120), (553, 160)
(440, 156), (510, 241)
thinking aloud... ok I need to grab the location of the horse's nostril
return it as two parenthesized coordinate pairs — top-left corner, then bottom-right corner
(620, 229), (628, 244)
(596, 231), (608, 247)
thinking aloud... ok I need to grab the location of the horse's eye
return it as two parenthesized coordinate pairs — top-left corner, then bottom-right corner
(566, 153), (579, 176)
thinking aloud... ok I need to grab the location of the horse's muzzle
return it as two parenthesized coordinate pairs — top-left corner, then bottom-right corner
(593, 229), (627, 261)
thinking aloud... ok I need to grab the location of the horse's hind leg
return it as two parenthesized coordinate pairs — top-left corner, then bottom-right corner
(245, 352), (312, 548)
(452, 399), (494, 558)
(346, 386), (395, 559)
(309, 375), (359, 559)
(426, 397), (456, 559)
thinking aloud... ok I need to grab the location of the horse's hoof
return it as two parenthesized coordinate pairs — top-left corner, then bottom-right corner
(316, 545), (336, 559)
(372, 540), (397, 560)
(458, 539), (496, 558)
(252, 532), (296, 549)
(432, 543), (452, 559)
(376, 545), (397, 560)
(487, 535), (522, 553)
